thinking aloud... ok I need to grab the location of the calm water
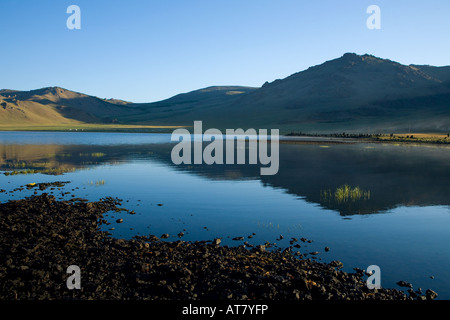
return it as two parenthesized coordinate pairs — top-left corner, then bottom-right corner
(1, 131), (450, 299)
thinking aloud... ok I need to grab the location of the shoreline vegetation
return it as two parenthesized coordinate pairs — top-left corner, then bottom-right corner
(321, 185), (371, 204)
(0, 124), (448, 145)
(0, 193), (438, 300)
(285, 132), (450, 145)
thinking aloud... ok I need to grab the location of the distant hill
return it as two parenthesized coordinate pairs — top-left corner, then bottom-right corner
(114, 86), (259, 126)
(126, 53), (450, 133)
(2, 53), (450, 133)
(0, 86), (258, 128)
(227, 53), (450, 133)
(0, 87), (137, 126)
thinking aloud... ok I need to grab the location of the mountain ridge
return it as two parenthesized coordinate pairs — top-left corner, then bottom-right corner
(2, 53), (450, 133)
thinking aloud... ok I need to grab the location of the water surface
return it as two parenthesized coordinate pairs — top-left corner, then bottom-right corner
(1, 131), (449, 299)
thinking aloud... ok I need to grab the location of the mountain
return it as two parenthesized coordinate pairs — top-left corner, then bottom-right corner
(0, 87), (137, 126)
(98, 53), (450, 133)
(0, 86), (258, 128)
(2, 53), (450, 133)
(225, 53), (450, 132)
(113, 86), (259, 125)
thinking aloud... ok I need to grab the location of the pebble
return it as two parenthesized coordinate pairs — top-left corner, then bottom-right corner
(426, 289), (438, 300)
(0, 193), (435, 301)
(396, 281), (413, 288)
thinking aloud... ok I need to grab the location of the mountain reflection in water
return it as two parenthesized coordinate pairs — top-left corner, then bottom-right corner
(1, 136), (449, 216)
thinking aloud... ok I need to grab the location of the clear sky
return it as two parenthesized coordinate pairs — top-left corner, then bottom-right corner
(1, 0), (449, 102)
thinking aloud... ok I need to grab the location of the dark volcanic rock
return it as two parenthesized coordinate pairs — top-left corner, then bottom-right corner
(426, 289), (438, 300)
(397, 281), (413, 288)
(0, 194), (432, 300)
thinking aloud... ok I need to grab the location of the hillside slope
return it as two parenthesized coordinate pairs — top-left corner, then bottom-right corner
(227, 53), (450, 132)
(120, 53), (450, 132)
(2, 53), (450, 133)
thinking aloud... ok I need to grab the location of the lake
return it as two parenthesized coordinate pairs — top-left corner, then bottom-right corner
(1, 131), (449, 299)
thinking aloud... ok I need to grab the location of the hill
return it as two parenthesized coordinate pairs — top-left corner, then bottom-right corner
(115, 86), (259, 126)
(230, 53), (450, 133)
(105, 53), (450, 133)
(2, 53), (450, 133)
(0, 87), (137, 126)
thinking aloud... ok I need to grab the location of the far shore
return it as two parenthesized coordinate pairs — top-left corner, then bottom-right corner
(0, 124), (184, 133)
(284, 132), (450, 145)
(0, 126), (449, 146)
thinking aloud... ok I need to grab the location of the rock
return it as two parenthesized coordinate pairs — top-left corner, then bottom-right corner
(160, 234), (169, 239)
(177, 232), (184, 238)
(232, 236), (244, 241)
(329, 261), (343, 269)
(324, 247), (330, 252)
(0, 194), (425, 301)
(353, 268), (365, 277)
(396, 281), (413, 288)
(426, 289), (438, 300)
(256, 245), (265, 252)
(116, 219), (123, 223)
(407, 288), (417, 298)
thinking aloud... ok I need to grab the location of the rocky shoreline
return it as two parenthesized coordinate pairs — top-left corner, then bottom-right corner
(0, 194), (437, 300)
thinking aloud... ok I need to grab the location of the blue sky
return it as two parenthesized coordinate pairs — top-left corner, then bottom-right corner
(1, 0), (449, 102)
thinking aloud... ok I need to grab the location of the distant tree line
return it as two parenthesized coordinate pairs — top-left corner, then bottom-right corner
(286, 131), (450, 144)
(286, 131), (382, 138)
